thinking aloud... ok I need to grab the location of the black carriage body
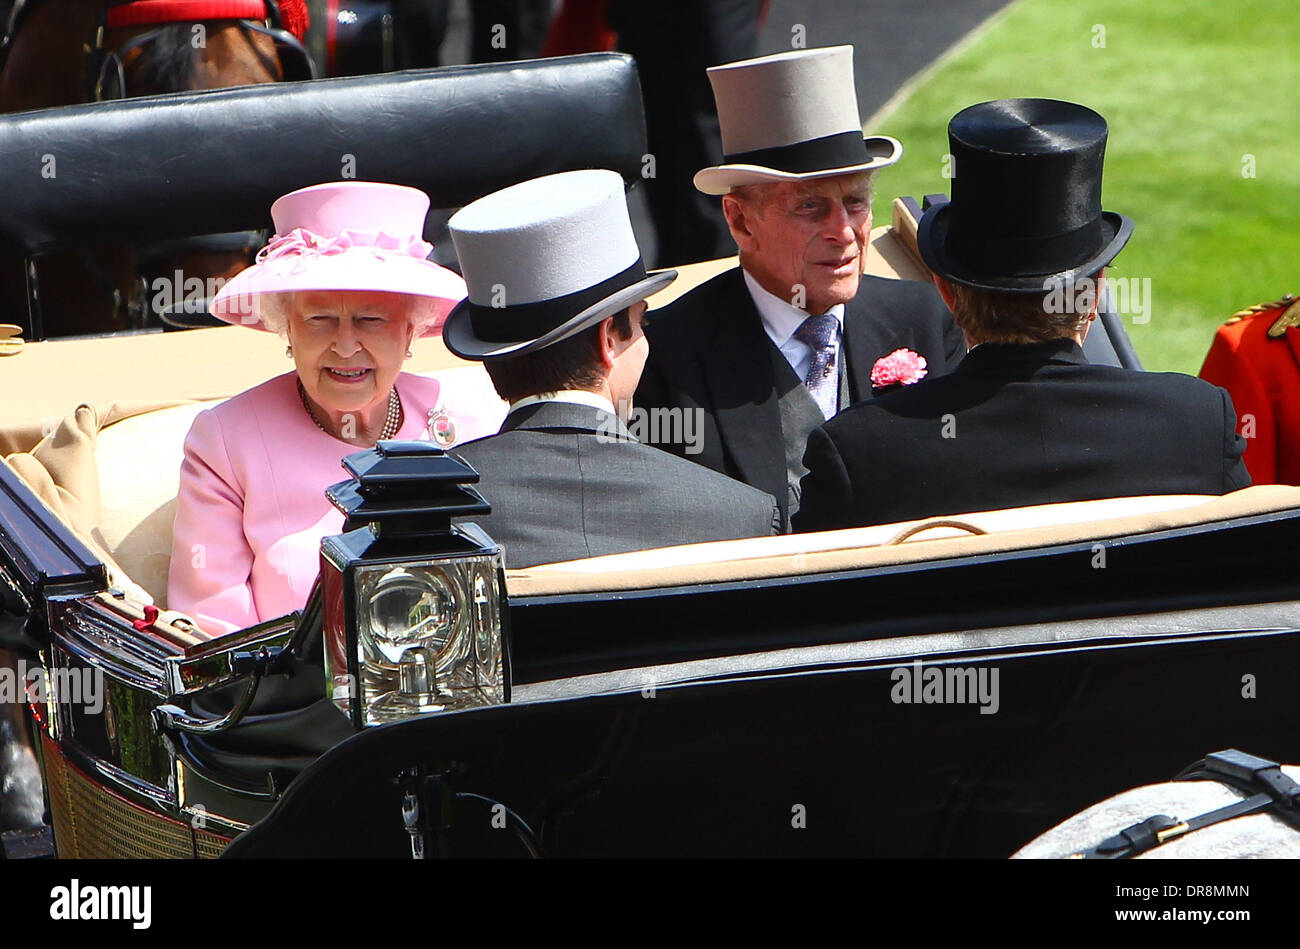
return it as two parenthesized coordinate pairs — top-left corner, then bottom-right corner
(226, 627), (1300, 858)
(220, 507), (1300, 858)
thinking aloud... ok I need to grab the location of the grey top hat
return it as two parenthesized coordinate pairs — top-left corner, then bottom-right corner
(443, 170), (676, 361)
(694, 45), (902, 196)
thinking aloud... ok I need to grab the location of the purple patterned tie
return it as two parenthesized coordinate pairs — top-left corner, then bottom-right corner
(793, 313), (840, 420)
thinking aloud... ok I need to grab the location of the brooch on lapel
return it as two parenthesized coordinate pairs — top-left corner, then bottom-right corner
(426, 408), (457, 447)
(870, 348), (928, 390)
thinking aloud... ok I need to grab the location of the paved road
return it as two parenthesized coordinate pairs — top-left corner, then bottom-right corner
(757, 0), (1013, 120)
(443, 0), (1014, 100)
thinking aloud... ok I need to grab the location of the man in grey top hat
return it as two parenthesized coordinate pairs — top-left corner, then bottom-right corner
(635, 46), (966, 529)
(443, 169), (781, 569)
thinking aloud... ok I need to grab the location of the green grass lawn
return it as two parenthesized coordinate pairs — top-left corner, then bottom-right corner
(871, 0), (1299, 373)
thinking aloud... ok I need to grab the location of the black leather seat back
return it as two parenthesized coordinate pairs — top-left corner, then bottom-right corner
(0, 54), (646, 255)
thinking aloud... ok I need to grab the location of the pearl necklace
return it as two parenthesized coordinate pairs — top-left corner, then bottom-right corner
(298, 378), (401, 443)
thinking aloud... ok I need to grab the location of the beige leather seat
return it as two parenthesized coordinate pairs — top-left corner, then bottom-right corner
(95, 401), (216, 606)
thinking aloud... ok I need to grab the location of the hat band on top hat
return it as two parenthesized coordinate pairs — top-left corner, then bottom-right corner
(724, 130), (869, 175)
(466, 259), (648, 344)
(946, 214), (1104, 279)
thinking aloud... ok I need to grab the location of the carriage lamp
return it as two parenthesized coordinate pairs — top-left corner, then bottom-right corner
(319, 441), (510, 728)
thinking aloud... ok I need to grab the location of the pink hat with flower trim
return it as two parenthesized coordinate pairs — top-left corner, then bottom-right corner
(209, 181), (467, 337)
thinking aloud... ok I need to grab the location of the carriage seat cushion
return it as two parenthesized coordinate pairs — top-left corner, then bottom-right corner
(93, 400), (220, 607)
(3, 399), (210, 607)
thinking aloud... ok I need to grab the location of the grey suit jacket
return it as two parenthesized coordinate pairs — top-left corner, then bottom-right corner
(452, 401), (781, 568)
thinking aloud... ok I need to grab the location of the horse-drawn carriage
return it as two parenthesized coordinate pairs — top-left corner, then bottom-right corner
(2, 54), (1299, 859)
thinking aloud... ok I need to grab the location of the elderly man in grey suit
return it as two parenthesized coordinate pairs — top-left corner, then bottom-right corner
(442, 169), (780, 569)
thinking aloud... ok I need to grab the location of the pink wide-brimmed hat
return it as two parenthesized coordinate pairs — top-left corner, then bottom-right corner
(209, 181), (467, 336)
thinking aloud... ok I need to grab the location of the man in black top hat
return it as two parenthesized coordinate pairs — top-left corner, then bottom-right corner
(793, 98), (1250, 532)
(442, 169), (780, 568)
(635, 46), (965, 530)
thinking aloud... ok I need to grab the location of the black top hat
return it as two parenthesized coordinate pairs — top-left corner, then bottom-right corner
(916, 99), (1134, 293)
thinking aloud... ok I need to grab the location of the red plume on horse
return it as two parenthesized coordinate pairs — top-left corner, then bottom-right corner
(0, 0), (315, 338)
(0, 0), (312, 106)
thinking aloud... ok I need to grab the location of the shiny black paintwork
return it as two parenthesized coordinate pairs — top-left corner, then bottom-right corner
(224, 619), (1300, 858)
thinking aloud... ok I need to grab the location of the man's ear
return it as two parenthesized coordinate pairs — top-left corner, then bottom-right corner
(1088, 267), (1107, 320)
(596, 315), (619, 371)
(932, 273), (957, 312)
(722, 193), (757, 253)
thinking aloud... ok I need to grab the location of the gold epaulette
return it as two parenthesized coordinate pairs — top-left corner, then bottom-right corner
(1223, 293), (1300, 338)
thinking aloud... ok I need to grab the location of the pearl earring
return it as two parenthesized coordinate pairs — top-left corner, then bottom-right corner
(406, 349), (413, 358)
(286, 345), (293, 358)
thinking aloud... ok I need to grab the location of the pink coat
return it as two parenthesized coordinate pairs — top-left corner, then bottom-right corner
(168, 370), (507, 635)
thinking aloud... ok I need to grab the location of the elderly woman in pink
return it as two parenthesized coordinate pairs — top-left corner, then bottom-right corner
(169, 181), (507, 635)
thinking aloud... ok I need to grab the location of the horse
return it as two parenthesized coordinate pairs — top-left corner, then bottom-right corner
(1014, 750), (1300, 858)
(0, 0), (314, 339)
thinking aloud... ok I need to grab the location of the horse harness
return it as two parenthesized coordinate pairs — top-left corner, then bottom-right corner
(1071, 748), (1300, 858)
(0, 0), (315, 101)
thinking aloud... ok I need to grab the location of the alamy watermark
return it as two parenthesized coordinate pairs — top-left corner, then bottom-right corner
(49, 879), (151, 929)
(0, 660), (103, 715)
(890, 659), (999, 715)
(1043, 275), (1152, 324)
(148, 270), (229, 314)
(598, 401), (704, 455)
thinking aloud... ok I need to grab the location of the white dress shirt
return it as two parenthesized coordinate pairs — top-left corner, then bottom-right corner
(508, 389), (617, 417)
(742, 269), (846, 382)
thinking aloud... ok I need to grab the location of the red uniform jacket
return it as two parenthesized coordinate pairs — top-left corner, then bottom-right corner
(1199, 294), (1300, 485)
